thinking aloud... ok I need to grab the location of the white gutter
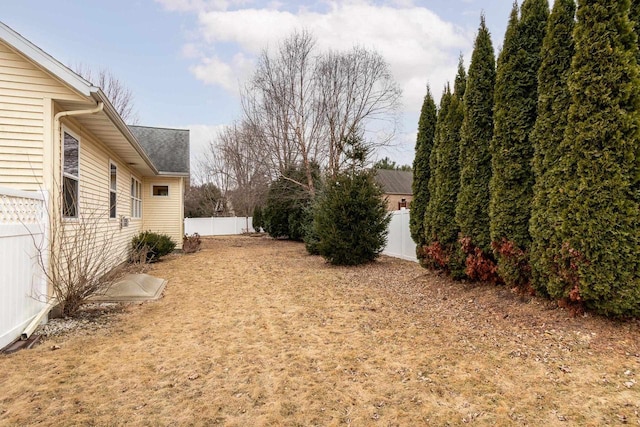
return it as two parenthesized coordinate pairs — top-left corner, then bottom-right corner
(20, 102), (105, 341)
(54, 101), (104, 131)
(21, 298), (58, 340)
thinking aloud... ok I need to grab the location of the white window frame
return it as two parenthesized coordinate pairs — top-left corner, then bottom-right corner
(152, 184), (169, 197)
(131, 176), (142, 218)
(109, 161), (117, 219)
(62, 127), (80, 219)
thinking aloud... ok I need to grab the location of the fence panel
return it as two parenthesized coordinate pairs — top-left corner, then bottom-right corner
(185, 217), (254, 236)
(0, 188), (47, 349)
(382, 209), (417, 262)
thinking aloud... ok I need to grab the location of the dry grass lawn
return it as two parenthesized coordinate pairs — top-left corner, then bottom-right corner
(1, 236), (639, 426)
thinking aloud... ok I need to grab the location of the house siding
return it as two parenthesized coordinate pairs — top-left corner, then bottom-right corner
(142, 177), (184, 249)
(0, 39), (83, 191)
(385, 194), (413, 211)
(61, 119), (144, 265)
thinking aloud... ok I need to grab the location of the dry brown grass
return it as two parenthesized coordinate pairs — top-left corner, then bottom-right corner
(1, 236), (639, 426)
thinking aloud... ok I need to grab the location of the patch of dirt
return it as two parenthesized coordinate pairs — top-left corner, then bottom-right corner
(1, 235), (638, 426)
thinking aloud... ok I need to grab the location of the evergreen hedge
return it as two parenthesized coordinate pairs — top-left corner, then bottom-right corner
(410, 87), (437, 250)
(489, 0), (548, 288)
(529, 0), (575, 294)
(546, 0), (640, 316)
(423, 60), (466, 276)
(456, 15), (496, 279)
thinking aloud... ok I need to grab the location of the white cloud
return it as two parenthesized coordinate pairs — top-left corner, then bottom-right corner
(155, 0), (253, 12)
(189, 52), (253, 92)
(175, 1), (472, 110)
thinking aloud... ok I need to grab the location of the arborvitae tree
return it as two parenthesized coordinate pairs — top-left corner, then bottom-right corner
(529, 0), (576, 294)
(456, 15), (496, 271)
(489, 0), (548, 288)
(546, 0), (640, 316)
(630, 0), (640, 63)
(423, 58), (466, 275)
(410, 87), (437, 250)
(421, 85), (452, 267)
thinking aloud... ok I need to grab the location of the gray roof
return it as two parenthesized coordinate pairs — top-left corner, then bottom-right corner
(374, 169), (413, 195)
(129, 125), (190, 175)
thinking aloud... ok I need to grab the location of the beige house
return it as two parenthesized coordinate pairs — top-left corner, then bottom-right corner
(374, 169), (413, 211)
(0, 22), (189, 261)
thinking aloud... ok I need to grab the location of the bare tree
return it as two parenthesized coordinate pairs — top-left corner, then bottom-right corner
(72, 63), (139, 124)
(240, 30), (401, 193)
(316, 46), (401, 175)
(242, 30), (325, 196)
(218, 122), (269, 222)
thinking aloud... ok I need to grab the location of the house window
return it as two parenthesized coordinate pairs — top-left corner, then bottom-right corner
(62, 131), (79, 218)
(152, 185), (169, 197)
(131, 177), (142, 218)
(109, 162), (117, 218)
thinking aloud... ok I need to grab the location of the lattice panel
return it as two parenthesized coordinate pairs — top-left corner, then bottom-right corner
(0, 195), (45, 224)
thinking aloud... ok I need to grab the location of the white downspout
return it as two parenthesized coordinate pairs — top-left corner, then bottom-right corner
(21, 102), (105, 341)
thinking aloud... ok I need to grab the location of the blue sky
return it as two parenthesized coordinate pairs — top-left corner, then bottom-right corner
(2, 1), (527, 168)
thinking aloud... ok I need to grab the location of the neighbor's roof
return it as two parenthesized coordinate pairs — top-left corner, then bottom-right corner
(374, 169), (412, 195)
(128, 125), (190, 176)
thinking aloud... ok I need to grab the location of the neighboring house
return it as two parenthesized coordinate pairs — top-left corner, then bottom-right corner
(0, 22), (189, 348)
(374, 169), (413, 211)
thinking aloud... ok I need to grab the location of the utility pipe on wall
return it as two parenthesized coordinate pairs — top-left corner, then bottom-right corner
(21, 102), (105, 341)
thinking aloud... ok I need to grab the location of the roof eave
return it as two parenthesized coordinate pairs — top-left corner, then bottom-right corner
(90, 90), (159, 175)
(0, 22), (92, 97)
(156, 171), (190, 177)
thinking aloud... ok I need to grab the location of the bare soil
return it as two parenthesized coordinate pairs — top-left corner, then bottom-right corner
(1, 236), (639, 426)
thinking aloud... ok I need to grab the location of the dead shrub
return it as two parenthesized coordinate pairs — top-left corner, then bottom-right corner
(183, 233), (202, 254)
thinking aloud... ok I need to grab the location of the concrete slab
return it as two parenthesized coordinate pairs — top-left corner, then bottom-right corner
(90, 274), (167, 302)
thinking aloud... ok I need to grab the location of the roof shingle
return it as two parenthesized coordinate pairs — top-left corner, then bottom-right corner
(129, 125), (190, 175)
(374, 169), (412, 195)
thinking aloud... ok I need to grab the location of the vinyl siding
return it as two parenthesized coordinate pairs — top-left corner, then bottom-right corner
(142, 177), (184, 249)
(60, 120), (144, 266)
(0, 39), (83, 190)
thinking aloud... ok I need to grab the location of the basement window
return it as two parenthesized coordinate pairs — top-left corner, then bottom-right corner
(152, 185), (169, 197)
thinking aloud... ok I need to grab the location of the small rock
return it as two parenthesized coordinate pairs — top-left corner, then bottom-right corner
(50, 345), (60, 351)
(623, 380), (635, 388)
(188, 373), (200, 380)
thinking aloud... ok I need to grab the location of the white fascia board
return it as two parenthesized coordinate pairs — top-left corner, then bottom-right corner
(90, 90), (159, 175)
(0, 21), (93, 97)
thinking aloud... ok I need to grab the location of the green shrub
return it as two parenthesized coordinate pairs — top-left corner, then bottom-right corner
(456, 14), (496, 257)
(544, 0), (640, 317)
(252, 205), (264, 232)
(529, 0), (575, 295)
(132, 231), (176, 263)
(312, 170), (391, 266)
(423, 59), (466, 275)
(410, 87), (437, 248)
(489, 0), (548, 288)
(263, 165), (318, 241)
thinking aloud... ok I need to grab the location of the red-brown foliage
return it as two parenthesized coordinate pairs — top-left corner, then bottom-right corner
(459, 236), (501, 284)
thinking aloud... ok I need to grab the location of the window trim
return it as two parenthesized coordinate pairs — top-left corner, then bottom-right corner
(62, 127), (80, 219)
(152, 184), (170, 197)
(131, 176), (142, 218)
(109, 160), (117, 219)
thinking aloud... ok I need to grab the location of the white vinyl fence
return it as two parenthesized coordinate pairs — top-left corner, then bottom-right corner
(184, 216), (254, 236)
(0, 188), (48, 349)
(382, 209), (417, 262)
